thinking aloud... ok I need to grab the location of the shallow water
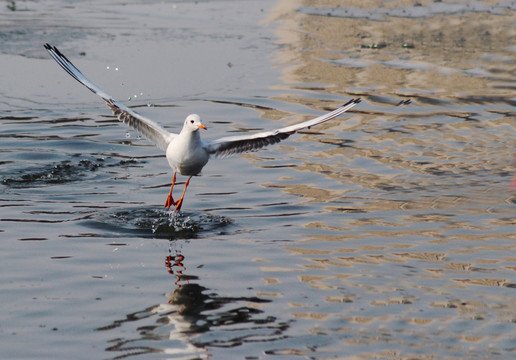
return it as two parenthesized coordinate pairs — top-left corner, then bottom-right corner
(1, 0), (516, 359)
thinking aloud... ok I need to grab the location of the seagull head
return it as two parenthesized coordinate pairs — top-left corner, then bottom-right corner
(184, 114), (207, 132)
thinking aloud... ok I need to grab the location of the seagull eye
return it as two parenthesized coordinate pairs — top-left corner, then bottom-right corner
(190, 120), (194, 124)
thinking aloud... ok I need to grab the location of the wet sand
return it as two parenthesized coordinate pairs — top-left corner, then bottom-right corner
(266, 1), (516, 358)
(273, 0), (516, 96)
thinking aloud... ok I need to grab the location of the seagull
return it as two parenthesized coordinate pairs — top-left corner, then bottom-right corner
(44, 44), (360, 211)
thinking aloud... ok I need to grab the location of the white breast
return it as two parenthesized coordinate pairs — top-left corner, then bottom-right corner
(166, 132), (210, 176)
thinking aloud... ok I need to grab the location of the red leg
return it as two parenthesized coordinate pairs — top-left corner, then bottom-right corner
(164, 173), (177, 209)
(174, 176), (191, 212)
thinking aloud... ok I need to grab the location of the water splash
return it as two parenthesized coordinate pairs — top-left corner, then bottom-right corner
(1, 156), (140, 188)
(153, 210), (233, 239)
(85, 207), (233, 240)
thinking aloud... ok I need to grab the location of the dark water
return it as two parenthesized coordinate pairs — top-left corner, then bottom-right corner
(1, 1), (516, 359)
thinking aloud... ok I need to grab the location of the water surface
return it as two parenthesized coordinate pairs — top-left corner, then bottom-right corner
(1, 0), (515, 359)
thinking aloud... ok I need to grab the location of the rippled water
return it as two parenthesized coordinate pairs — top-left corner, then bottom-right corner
(1, 0), (516, 359)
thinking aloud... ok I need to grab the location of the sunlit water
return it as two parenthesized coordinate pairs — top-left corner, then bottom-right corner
(1, 1), (515, 359)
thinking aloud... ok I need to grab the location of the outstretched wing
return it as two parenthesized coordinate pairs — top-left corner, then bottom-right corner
(204, 98), (360, 157)
(44, 44), (175, 151)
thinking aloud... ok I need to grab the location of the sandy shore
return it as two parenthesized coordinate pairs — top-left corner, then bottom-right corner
(269, 0), (516, 100)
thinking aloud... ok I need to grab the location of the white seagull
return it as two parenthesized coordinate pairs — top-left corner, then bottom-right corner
(44, 44), (360, 211)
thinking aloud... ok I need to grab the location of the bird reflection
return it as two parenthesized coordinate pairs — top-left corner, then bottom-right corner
(98, 240), (281, 360)
(165, 240), (189, 289)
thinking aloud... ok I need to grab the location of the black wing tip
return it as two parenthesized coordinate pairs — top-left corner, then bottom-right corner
(44, 43), (68, 60)
(397, 99), (411, 106)
(44, 43), (58, 53)
(344, 98), (361, 106)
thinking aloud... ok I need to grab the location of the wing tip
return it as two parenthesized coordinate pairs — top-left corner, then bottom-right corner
(343, 98), (361, 107)
(44, 43), (72, 64)
(44, 43), (58, 55)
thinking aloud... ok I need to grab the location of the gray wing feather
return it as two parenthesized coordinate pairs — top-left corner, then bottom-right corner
(44, 44), (175, 151)
(205, 98), (360, 157)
